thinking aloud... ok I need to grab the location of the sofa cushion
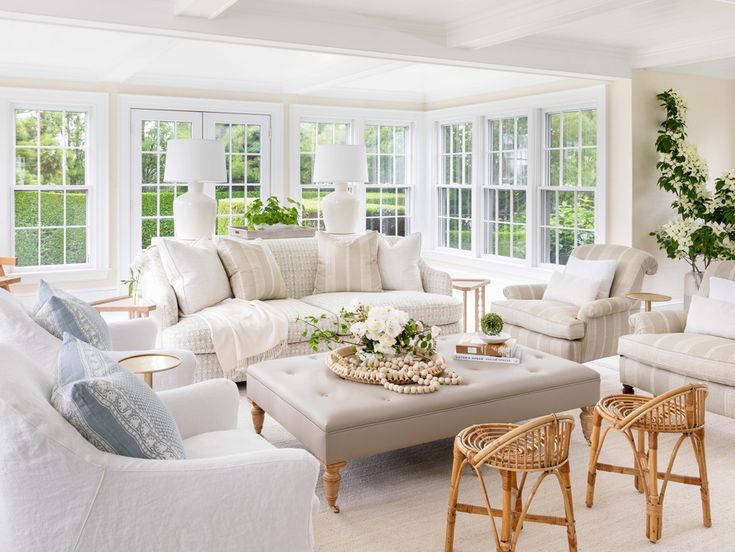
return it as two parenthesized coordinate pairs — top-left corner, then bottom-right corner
(492, 300), (584, 340)
(314, 232), (382, 294)
(161, 299), (338, 353)
(300, 291), (463, 327)
(215, 237), (287, 300)
(183, 429), (275, 459)
(618, 332), (735, 387)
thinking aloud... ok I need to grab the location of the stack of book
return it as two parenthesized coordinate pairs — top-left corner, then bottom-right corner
(454, 334), (521, 364)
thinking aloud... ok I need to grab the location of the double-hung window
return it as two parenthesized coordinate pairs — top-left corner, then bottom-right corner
(299, 120), (350, 229)
(437, 122), (472, 251)
(541, 109), (597, 265)
(484, 116), (528, 260)
(365, 124), (410, 236)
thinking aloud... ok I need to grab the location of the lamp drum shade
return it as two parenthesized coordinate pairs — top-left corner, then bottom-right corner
(312, 144), (368, 184)
(163, 139), (226, 183)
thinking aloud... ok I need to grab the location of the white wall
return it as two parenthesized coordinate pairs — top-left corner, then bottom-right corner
(631, 69), (735, 299)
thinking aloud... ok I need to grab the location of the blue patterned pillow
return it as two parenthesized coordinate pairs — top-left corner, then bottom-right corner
(33, 280), (112, 350)
(51, 334), (185, 460)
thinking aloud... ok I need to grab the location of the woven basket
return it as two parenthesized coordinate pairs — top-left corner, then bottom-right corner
(326, 345), (445, 385)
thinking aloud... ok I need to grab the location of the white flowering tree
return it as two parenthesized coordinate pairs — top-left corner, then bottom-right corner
(651, 90), (735, 275)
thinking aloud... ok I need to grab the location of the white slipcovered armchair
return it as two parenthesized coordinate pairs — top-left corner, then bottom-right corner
(492, 244), (658, 363)
(619, 261), (735, 418)
(0, 344), (321, 551)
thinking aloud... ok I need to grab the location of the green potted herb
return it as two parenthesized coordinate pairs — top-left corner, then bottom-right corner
(478, 313), (509, 343)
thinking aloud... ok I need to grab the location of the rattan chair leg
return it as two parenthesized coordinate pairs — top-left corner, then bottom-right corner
(445, 444), (466, 552)
(634, 429), (645, 493)
(645, 432), (662, 543)
(693, 429), (712, 528)
(585, 409), (603, 508)
(558, 463), (578, 552)
(500, 470), (513, 552)
(511, 471), (523, 531)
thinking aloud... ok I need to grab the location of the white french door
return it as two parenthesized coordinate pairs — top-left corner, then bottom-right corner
(130, 109), (271, 249)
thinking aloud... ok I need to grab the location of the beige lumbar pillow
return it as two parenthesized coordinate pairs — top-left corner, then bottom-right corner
(377, 233), (424, 292)
(215, 237), (287, 300)
(314, 231), (382, 294)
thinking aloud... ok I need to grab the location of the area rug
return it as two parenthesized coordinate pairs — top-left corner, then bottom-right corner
(238, 357), (734, 551)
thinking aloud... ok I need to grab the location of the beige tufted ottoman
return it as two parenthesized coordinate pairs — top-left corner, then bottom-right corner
(247, 336), (600, 512)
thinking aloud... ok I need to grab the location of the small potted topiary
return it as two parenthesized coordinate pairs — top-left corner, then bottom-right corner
(478, 313), (510, 343)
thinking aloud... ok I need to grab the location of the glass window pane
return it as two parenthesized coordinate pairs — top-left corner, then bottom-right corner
(442, 125), (451, 155)
(382, 217), (397, 236)
(247, 156), (260, 184)
(66, 150), (85, 185)
(558, 191), (575, 228)
(40, 228), (64, 265)
(438, 188), (447, 217)
(40, 111), (63, 147)
(66, 191), (87, 226)
(461, 219), (472, 251)
(142, 120), (157, 151)
(15, 149), (38, 185)
(484, 222), (496, 255)
(463, 155), (472, 185)
(452, 155), (462, 184)
(502, 119), (514, 150)
(231, 156), (245, 184)
(382, 188), (397, 216)
(542, 190), (557, 226)
(159, 122), (174, 150)
(66, 227), (86, 263)
(380, 126), (393, 154)
(563, 112), (579, 148)
(300, 122), (315, 152)
(367, 155), (377, 184)
(581, 110), (597, 146)
(577, 192), (595, 229)
(365, 126), (378, 154)
(141, 219), (156, 248)
(318, 123), (334, 145)
(563, 149), (579, 186)
(449, 188), (459, 217)
(490, 120), (500, 152)
(517, 117), (528, 149)
(40, 191), (64, 227)
(497, 223), (511, 257)
(247, 125), (260, 154)
(231, 124), (246, 154)
(395, 126), (407, 154)
(513, 190), (526, 223)
(581, 149), (597, 187)
(334, 124), (348, 144)
(40, 149), (63, 185)
(498, 190), (510, 221)
(449, 218), (459, 249)
(16, 110), (38, 146)
(559, 229), (575, 265)
(366, 187), (380, 217)
(379, 155), (393, 184)
(461, 188), (472, 218)
(216, 123), (230, 152)
(65, 112), (87, 148)
(16, 229), (39, 266)
(501, 152), (514, 185)
(160, 218), (174, 238)
(513, 227), (526, 259)
(159, 186), (175, 216)
(300, 153), (314, 185)
(142, 153), (157, 184)
(464, 123), (473, 152)
(395, 156), (406, 185)
(484, 189), (496, 223)
(397, 188), (407, 217)
(490, 152), (500, 187)
(548, 113), (561, 148)
(548, 150), (560, 186)
(302, 189), (318, 221)
(452, 124), (463, 153)
(141, 186), (156, 217)
(176, 121), (192, 140)
(397, 217), (406, 236)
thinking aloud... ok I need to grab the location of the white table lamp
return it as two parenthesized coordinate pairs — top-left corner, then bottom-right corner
(164, 139), (226, 240)
(312, 144), (368, 234)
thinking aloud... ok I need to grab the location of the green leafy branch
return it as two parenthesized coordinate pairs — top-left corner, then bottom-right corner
(243, 196), (304, 230)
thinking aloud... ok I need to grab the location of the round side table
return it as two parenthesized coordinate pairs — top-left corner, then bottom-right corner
(626, 292), (672, 312)
(118, 353), (181, 387)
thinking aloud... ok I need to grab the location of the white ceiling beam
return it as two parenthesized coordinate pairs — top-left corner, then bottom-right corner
(633, 28), (735, 68)
(102, 36), (176, 82)
(0, 0), (631, 78)
(174, 0), (240, 19)
(446, 0), (648, 50)
(289, 61), (411, 95)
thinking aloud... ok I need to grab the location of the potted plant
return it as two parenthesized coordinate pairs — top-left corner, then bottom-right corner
(650, 90), (735, 307)
(229, 196), (315, 239)
(479, 313), (509, 344)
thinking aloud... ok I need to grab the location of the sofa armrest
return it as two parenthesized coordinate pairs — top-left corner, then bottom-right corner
(629, 310), (687, 335)
(419, 260), (452, 296)
(578, 296), (634, 321)
(156, 379), (239, 439)
(108, 318), (158, 350)
(140, 246), (179, 332)
(503, 284), (546, 300)
(86, 449), (319, 552)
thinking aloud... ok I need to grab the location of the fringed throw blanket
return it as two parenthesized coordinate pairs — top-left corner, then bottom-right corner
(190, 298), (288, 380)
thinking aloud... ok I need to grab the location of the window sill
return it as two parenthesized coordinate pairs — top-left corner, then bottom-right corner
(422, 249), (556, 283)
(8, 268), (112, 284)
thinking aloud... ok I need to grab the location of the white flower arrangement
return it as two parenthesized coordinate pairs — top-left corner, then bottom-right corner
(301, 301), (440, 362)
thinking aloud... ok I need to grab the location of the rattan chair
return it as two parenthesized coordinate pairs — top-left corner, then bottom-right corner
(586, 384), (710, 543)
(445, 414), (577, 552)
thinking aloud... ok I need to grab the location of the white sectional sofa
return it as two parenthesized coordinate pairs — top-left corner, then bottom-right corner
(141, 236), (463, 382)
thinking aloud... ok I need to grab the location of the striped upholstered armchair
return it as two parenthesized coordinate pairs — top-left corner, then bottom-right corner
(492, 244), (658, 363)
(619, 261), (735, 418)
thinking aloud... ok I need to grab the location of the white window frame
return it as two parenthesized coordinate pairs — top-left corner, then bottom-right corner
(289, 105), (425, 236)
(117, 95), (283, 281)
(0, 88), (109, 283)
(425, 85), (606, 275)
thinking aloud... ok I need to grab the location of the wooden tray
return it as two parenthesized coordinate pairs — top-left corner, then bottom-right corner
(228, 225), (316, 239)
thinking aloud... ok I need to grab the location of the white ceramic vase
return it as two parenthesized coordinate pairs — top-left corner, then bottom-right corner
(322, 182), (359, 234)
(173, 181), (216, 240)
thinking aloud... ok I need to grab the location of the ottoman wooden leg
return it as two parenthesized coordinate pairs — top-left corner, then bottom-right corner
(579, 405), (595, 445)
(622, 384), (635, 395)
(251, 402), (265, 434)
(323, 461), (347, 513)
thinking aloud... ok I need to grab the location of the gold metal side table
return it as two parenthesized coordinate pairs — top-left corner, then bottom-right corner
(626, 292), (672, 312)
(118, 353), (181, 388)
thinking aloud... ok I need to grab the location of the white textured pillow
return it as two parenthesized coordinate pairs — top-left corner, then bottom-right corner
(314, 231), (382, 294)
(543, 271), (602, 308)
(685, 295), (735, 339)
(0, 289), (61, 379)
(377, 233), (423, 292)
(158, 238), (232, 315)
(565, 256), (617, 299)
(708, 276), (735, 304)
(215, 237), (287, 300)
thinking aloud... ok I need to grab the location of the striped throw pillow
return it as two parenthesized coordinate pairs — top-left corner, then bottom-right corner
(215, 237), (288, 300)
(314, 231), (382, 294)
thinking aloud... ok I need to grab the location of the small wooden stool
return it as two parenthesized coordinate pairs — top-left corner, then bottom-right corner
(445, 414), (577, 552)
(451, 278), (491, 331)
(0, 257), (21, 292)
(586, 384), (710, 543)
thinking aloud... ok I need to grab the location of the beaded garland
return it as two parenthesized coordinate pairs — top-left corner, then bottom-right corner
(327, 346), (463, 394)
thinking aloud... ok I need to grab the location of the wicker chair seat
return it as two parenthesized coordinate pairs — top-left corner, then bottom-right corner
(597, 393), (703, 433)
